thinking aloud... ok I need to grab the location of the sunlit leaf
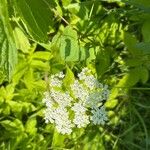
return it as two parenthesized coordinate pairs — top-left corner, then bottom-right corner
(0, 0), (17, 80)
(60, 26), (79, 61)
(13, 27), (30, 53)
(13, 0), (56, 42)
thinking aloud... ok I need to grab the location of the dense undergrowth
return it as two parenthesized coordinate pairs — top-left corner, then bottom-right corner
(0, 0), (150, 149)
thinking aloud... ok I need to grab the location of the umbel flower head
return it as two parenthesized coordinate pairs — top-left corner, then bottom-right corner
(43, 68), (110, 134)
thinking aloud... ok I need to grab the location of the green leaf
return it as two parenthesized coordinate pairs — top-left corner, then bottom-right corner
(13, 0), (56, 42)
(2, 104), (10, 115)
(23, 67), (34, 90)
(118, 68), (140, 87)
(12, 60), (29, 85)
(62, 0), (72, 6)
(52, 130), (66, 147)
(124, 32), (140, 56)
(124, 0), (150, 11)
(0, 84), (15, 101)
(0, 70), (5, 84)
(63, 66), (75, 87)
(110, 68), (140, 99)
(96, 49), (110, 76)
(0, 119), (24, 134)
(105, 99), (118, 109)
(31, 60), (50, 71)
(80, 46), (96, 62)
(125, 58), (143, 67)
(25, 118), (37, 135)
(142, 20), (150, 42)
(13, 27), (30, 53)
(7, 101), (22, 114)
(60, 26), (79, 61)
(22, 102), (36, 113)
(33, 80), (47, 90)
(135, 42), (150, 55)
(5, 84), (15, 101)
(79, 46), (87, 61)
(32, 51), (52, 61)
(139, 67), (149, 84)
(0, 0), (18, 80)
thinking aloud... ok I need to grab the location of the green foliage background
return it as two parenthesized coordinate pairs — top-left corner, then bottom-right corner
(0, 0), (150, 149)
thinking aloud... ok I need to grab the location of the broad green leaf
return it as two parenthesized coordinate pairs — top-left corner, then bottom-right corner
(0, 0), (18, 80)
(64, 1), (102, 20)
(23, 67), (34, 90)
(0, 84), (14, 101)
(96, 49), (110, 76)
(124, 32), (140, 56)
(0, 71), (5, 84)
(7, 101), (22, 114)
(0, 119), (24, 134)
(13, 0), (56, 42)
(38, 43), (51, 51)
(118, 68), (140, 87)
(142, 20), (150, 42)
(105, 99), (118, 109)
(80, 46), (96, 62)
(1, 104), (10, 115)
(60, 26), (79, 61)
(32, 51), (52, 61)
(110, 68), (140, 99)
(25, 118), (37, 135)
(22, 102), (36, 113)
(31, 60), (50, 71)
(79, 47), (87, 61)
(139, 67), (149, 84)
(0, 86), (6, 97)
(51, 33), (61, 52)
(64, 3), (82, 15)
(12, 60), (29, 85)
(63, 66), (75, 87)
(125, 58), (143, 67)
(135, 42), (150, 55)
(13, 27), (30, 53)
(52, 130), (66, 147)
(5, 84), (15, 101)
(33, 80), (47, 90)
(124, 0), (150, 11)
(62, 0), (72, 6)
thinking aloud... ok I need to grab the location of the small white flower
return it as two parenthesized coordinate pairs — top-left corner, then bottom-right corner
(56, 71), (65, 79)
(50, 77), (62, 87)
(78, 72), (86, 80)
(84, 75), (99, 90)
(73, 113), (90, 128)
(43, 68), (110, 134)
(50, 89), (73, 107)
(71, 80), (89, 102)
(91, 106), (108, 125)
(42, 92), (54, 108)
(53, 107), (74, 134)
(82, 67), (91, 74)
(44, 107), (55, 123)
(72, 102), (89, 128)
(56, 122), (73, 134)
(72, 103), (87, 113)
(86, 91), (103, 108)
(78, 67), (90, 80)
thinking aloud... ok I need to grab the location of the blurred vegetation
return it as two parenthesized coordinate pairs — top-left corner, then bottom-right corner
(0, 0), (150, 149)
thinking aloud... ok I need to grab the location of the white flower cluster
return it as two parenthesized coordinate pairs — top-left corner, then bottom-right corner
(43, 68), (110, 134)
